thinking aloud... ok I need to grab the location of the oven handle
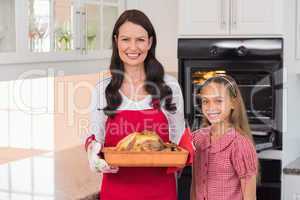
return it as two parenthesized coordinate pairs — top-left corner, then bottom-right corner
(81, 7), (87, 54)
(75, 10), (81, 51)
(238, 84), (271, 87)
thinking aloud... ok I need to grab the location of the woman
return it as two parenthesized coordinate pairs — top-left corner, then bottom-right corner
(84, 9), (193, 200)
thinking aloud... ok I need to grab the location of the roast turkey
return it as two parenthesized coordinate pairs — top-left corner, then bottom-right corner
(115, 131), (178, 152)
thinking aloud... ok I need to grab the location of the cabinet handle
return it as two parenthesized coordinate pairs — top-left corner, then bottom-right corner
(231, 0), (237, 29)
(220, 0), (226, 29)
(82, 9), (88, 54)
(75, 10), (81, 51)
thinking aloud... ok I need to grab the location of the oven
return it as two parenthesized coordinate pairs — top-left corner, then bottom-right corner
(177, 38), (283, 200)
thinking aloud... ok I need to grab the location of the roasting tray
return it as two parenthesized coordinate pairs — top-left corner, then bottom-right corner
(102, 147), (188, 167)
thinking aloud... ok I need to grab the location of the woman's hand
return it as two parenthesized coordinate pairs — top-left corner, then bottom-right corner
(87, 141), (119, 173)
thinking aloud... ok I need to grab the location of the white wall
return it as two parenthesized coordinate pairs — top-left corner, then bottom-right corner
(282, 0), (300, 167)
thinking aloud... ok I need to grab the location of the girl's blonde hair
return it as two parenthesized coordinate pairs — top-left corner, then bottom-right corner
(200, 74), (253, 140)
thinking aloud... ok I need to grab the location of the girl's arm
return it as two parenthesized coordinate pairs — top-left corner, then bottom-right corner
(232, 135), (258, 200)
(241, 175), (257, 200)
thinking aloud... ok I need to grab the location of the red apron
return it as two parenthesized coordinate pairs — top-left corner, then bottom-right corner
(99, 108), (177, 200)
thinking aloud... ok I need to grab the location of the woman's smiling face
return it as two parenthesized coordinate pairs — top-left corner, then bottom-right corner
(200, 82), (234, 125)
(116, 21), (152, 68)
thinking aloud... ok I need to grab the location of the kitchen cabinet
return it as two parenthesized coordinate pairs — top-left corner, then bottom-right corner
(282, 157), (300, 200)
(28, 0), (75, 53)
(0, 0), (16, 52)
(283, 174), (300, 200)
(0, 0), (125, 64)
(178, 0), (283, 36)
(28, 0), (120, 53)
(296, 0), (300, 60)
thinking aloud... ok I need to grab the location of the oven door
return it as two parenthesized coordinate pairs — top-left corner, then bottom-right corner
(180, 59), (282, 133)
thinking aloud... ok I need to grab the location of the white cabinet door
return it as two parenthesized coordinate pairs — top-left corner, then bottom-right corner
(283, 174), (300, 200)
(0, 0), (16, 52)
(81, 1), (119, 52)
(178, 0), (230, 36)
(0, 0), (124, 64)
(28, 0), (79, 53)
(230, 0), (283, 35)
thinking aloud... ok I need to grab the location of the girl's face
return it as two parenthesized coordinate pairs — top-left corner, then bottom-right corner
(116, 21), (152, 68)
(200, 82), (234, 125)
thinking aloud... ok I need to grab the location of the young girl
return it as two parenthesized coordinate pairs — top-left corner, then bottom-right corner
(191, 75), (258, 200)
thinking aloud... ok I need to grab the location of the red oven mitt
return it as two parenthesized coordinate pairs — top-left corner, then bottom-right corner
(166, 127), (195, 174)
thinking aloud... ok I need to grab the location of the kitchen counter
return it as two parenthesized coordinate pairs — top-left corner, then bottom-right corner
(0, 147), (47, 164)
(283, 156), (300, 175)
(0, 146), (101, 200)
